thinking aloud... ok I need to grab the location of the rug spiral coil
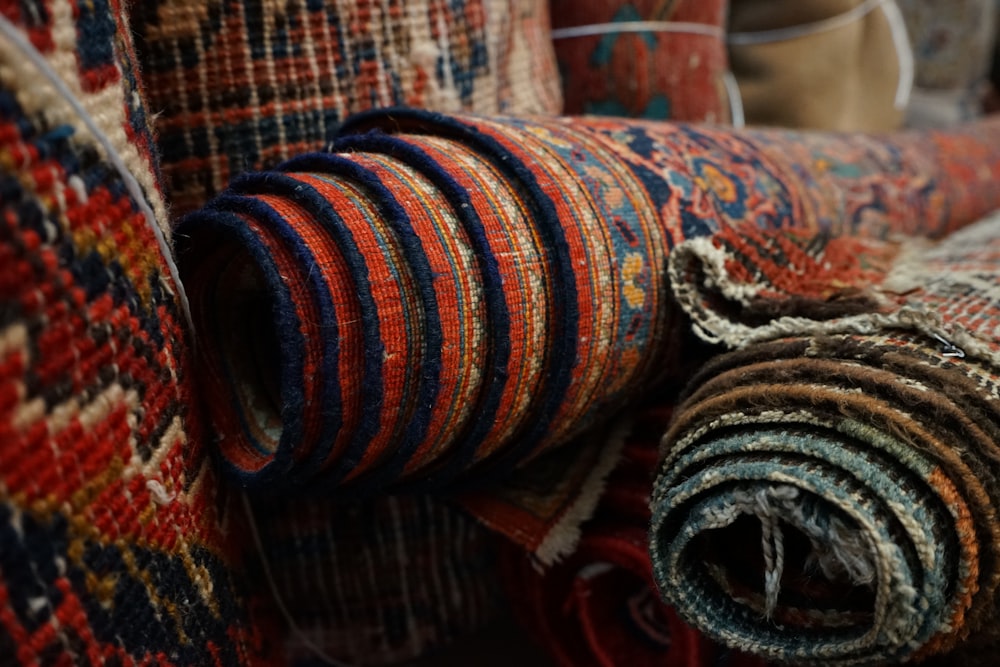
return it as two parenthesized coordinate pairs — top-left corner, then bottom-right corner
(651, 213), (1000, 665)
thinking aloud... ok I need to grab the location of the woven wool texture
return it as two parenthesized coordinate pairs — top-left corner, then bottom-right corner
(455, 410), (632, 564)
(175, 111), (1000, 507)
(651, 210), (1000, 666)
(549, 0), (730, 121)
(251, 493), (502, 666)
(0, 3), (276, 665)
(131, 0), (562, 218)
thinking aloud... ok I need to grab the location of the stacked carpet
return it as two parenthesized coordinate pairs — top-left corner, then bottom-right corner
(651, 210), (1000, 665)
(131, 0), (562, 217)
(251, 493), (502, 666)
(0, 2), (275, 665)
(549, 0), (730, 121)
(176, 109), (1000, 512)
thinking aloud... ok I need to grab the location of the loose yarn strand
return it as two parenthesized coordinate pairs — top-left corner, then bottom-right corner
(723, 71), (745, 128)
(0, 14), (196, 340)
(241, 492), (360, 667)
(551, 20), (724, 40)
(880, 0), (915, 110)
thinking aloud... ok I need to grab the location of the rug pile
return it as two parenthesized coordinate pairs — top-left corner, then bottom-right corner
(6, 2), (1000, 664)
(549, 0), (730, 121)
(0, 3), (275, 663)
(131, 0), (562, 216)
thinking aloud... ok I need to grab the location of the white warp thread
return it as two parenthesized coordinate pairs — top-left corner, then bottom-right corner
(242, 493), (360, 667)
(0, 14), (196, 339)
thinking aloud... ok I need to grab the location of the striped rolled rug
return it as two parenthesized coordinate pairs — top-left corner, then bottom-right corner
(651, 210), (1000, 665)
(175, 110), (1000, 503)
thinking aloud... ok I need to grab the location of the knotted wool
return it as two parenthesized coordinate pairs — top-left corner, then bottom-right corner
(652, 209), (1000, 665)
(0, 2), (276, 664)
(131, 0), (562, 218)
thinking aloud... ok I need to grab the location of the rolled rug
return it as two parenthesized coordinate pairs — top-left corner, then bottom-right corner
(130, 0), (562, 217)
(651, 210), (1000, 665)
(549, 0), (731, 122)
(175, 111), (1000, 503)
(0, 4), (276, 665)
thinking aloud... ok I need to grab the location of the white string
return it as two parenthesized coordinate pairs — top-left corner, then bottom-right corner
(730, 0), (912, 110)
(880, 0), (914, 110)
(552, 20), (724, 40)
(241, 492), (360, 667)
(0, 15), (195, 340)
(551, 1), (886, 44)
(728, 0), (912, 110)
(550, 0), (913, 112)
(723, 71), (745, 128)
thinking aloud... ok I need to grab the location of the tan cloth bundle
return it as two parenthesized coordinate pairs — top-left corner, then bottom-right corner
(728, 0), (906, 131)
